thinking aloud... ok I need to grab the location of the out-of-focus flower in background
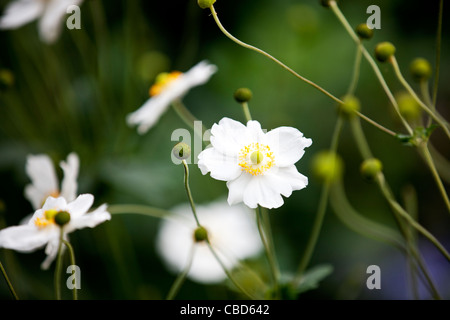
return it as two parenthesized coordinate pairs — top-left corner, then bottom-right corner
(24, 153), (79, 210)
(198, 117), (312, 209)
(0, 194), (110, 269)
(127, 60), (217, 134)
(156, 199), (262, 284)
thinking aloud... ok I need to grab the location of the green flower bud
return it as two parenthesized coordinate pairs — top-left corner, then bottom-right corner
(360, 158), (383, 180)
(355, 23), (374, 40)
(233, 88), (253, 103)
(320, 0), (337, 8)
(0, 69), (14, 89)
(198, 0), (216, 9)
(311, 151), (344, 183)
(194, 226), (208, 242)
(375, 42), (396, 62)
(172, 142), (191, 160)
(337, 95), (361, 118)
(409, 58), (432, 82)
(54, 211), (71, 226)
(396, 91), (421, 120)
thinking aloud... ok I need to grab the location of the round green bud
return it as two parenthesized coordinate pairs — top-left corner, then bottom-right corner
(338, 95), (361, 118)
(375, 42), (396, 62)
(311, 151), (344, 183)
(320, 0), (337, 8)
(396, 91), (421, 120)
(409, 58), (432, 82)
(172, 142), (191, 160)
(194, 226), (208, 242)
(233, 88), (252, 103)
(0, 69), (14, 89)
(355, 23), (374, 40)
(198, 0), (216, 9)
(54, 211), (71, 226)
(360, 158), (383, 180)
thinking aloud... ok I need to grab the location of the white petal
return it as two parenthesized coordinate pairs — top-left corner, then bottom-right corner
(0, 225), (54, 252)
(181, 60), (217, 88)
(209, 117), (247, 156)
(66, 194), (93, 218)
(226, 173), (253, 206)
(245, 120), (266, 143)
(40, 236), (63, 270)
(197, 147), (241, 181)
(127, 61), (216, 134)
(0, 0), (44, 30)
(60, 152), (79, 202)
(38, 0), (83, 43)
(66, 204), (111, 232)
(265, 127), (312, 167)
(270, 165), (309, 191)
(242, 175), (284, 209)
(24, 154), (59, 210)
(42, 196), (67, 212)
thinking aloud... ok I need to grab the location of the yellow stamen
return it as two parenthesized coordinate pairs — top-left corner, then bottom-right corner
(149, 71), (182, 97)
(239, 143), (275, 176)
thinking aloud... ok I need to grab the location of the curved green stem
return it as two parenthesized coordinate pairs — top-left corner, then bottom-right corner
(419, 145), (450, 213)
(172, 99), (206, 137)
(0, 260), (19, 300)
(348, 42), (363, 95)
(296, 117), (344, 281)
(328, 1), (413, 136)
(208, 4), (343, 104)
(182, 160), (201, 227)
(256, 206), (279, 299)
(390, 57), (450, 140)
(62, 240), (77, 300)
(108, 204), (175, 220)
(54, 228), (65, 300)
(356, 111), (396, 137)
(166, 245), (195, 300)
(432, 0), (443, 107)
(241, 102), (253, 122)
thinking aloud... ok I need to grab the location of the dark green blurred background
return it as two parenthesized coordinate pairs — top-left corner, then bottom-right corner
(0, 0), (449, 299)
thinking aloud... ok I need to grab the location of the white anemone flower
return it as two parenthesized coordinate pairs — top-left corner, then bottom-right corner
(156, 200), (263, 284)
(198, 117), (312, 209)
(25, 153), (79, 210)
(0, 0), (83, 44)
(0, 194), (111, 270)
(127, 60), (217, 134)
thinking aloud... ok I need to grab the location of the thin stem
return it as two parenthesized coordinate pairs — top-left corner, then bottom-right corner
(205, 240), (257, 299)
(432, 0), (443, 107)
(62, 240), (77, 300)
(390, 57), (450, 140)
(182, 160), (201, 227)
(108, 204), (174, 220)
(166, 245), (195, 300)
(348, 42), (363, 95)
(420, 145), (450, 213)
(208, 4), (343, 104)
(350, 118), (372, 159)
(329, 1), (413, 135)
(356, 111), (396, 137)
(296, 117), (344, 281)
(172, 99), (206, 136)
(256, 206), (279, 299)
(54, 228), (65, 300)
(0, 260), (19, 300)
(242, 102), (253, 122)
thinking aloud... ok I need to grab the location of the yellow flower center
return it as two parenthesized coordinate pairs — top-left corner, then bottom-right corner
(149, 71), (183, 97)
(34, 208), (62, 228)
(239, 143), (275, 176)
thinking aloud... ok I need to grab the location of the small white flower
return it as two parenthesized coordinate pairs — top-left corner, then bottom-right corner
(156, 200), (262, 284)
(127, 60), (217, 134)
(198, 117), (312, 209)
(24, 153), (79, 210)
(0, 194), (111, 270)
(0, 0), (83, 43)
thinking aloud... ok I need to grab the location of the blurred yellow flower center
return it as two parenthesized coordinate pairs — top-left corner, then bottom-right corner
(149, 71), (182, 96)
(239, 143), (275, 176)
(34, 208), (58, 228)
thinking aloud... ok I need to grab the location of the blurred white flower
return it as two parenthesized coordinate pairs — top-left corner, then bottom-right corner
(0, 194), (110, 269)
(0, 0), (83, 43)
(198, 117), (312, 209)
(25, 153), (79, 210)
(156, 200), (262, 284)
(127, 60), (217, 134)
